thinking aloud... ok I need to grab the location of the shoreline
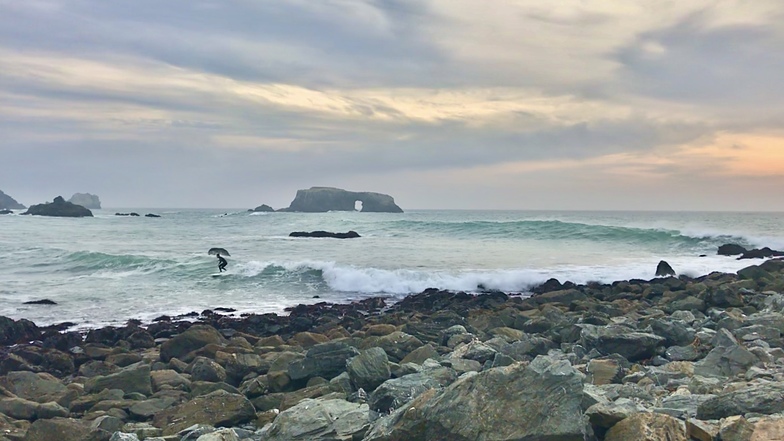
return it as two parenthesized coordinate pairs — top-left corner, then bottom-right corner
(2, 257), (784, 439)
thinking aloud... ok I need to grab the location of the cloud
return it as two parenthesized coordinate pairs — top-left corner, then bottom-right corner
(1, 0), (783, 210)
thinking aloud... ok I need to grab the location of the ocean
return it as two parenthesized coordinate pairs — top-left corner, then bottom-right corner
(1, 209), (783, 329)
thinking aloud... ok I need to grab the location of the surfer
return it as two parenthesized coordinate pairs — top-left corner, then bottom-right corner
(216, 253), (227, 272)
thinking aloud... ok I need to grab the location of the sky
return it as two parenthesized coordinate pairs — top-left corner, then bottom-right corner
(1, 1), (784, 211)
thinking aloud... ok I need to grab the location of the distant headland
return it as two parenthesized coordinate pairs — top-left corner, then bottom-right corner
(0, 190), (25, 210)
(68, 193), (101, 209)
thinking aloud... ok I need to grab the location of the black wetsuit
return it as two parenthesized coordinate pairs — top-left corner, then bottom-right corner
(217, 255), (227, 272)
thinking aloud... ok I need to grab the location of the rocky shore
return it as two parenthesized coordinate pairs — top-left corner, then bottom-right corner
(3, 258), (784, 440)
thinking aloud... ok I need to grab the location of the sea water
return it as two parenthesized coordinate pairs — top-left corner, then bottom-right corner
(1, 209), (783, 329)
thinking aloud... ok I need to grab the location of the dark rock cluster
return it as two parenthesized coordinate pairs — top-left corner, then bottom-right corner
(3, 259), (784, 439)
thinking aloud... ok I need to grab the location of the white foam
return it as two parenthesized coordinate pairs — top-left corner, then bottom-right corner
(231, 256), (762, 295)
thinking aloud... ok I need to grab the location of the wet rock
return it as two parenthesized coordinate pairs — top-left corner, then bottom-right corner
(656, 260), (676, 277)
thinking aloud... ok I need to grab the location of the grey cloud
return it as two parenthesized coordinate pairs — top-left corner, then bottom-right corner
(617, 11), (784, 106)
(0, 1), (445, 88)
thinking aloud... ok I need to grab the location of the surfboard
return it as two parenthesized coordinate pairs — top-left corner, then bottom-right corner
(211, 273), (230, 278)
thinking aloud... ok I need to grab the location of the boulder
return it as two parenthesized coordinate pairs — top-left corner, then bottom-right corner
(656, 260), (676, 277)
(289, 231), (361, 239)
(23, 417), (98, 441)
(347, 347), (391, 392)
(604, 412), (687, 441)
(262, 398), (370, 441)
(67, 193), (101, 209)
(580, 325), (665, 362)
(693, 328), (759, 378)
(368, 363), (455, 414)
(288, 341), (359, 382)
(152, 389), (255, 436)
(0, 190), (25, 209)
(282, 187), (403, 213)
(697, 382), (784, 419)
(159, 325), (226, 362)
(364, 355), (588, 441)
(188, 356), (227, 383)
(718, 244), (748, 256)
(84, 362), (152, 396)
(585, 398), (641, 429)
(0, 371), (71, 405)
(0, 316), (40, 345)
(22, 196), (93, 217)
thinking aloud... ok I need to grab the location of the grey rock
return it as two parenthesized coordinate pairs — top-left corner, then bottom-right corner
(188, 357), (227, 383)
(159, 325), (226, 362)
(347, 347), (391, 392)
(697, 381), (784, 419)
(194, 428), (239, 441)
(365, 355), (588, 441)
(90, 415), (124, 433)
(0, 397), (39, 420)
(288, 341), (360, 381)
(85, 362), (152, 396)
(604, 412), (686, 441)
(369, 362), (456, 413)
(152, 390), (255, 436)
(648, 318), (696, 347)
(694, 329), (760, 378)
(262, 398), (370, 441)
(665, 344), (701, 361)
(23, 417), (93, 441)
(580, 325), (665, 361)
(0, 371), (70, 404)
(128, 397), (177, 419)
(109, 433), (140, 441)
(150, 369), (191, 392)
(373, 332), (423, 363)
(659, 393), (716, 418)
(586, 398), (641, 429)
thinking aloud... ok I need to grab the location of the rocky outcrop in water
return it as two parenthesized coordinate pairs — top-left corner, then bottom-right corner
(4, 259), (784, 439)
(0, 190), (25, 210)
(67, 193), (101, 209)
(21, 196), (93, 217)
(281, 187), (403, 213)
(249, 204), (274, 212)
